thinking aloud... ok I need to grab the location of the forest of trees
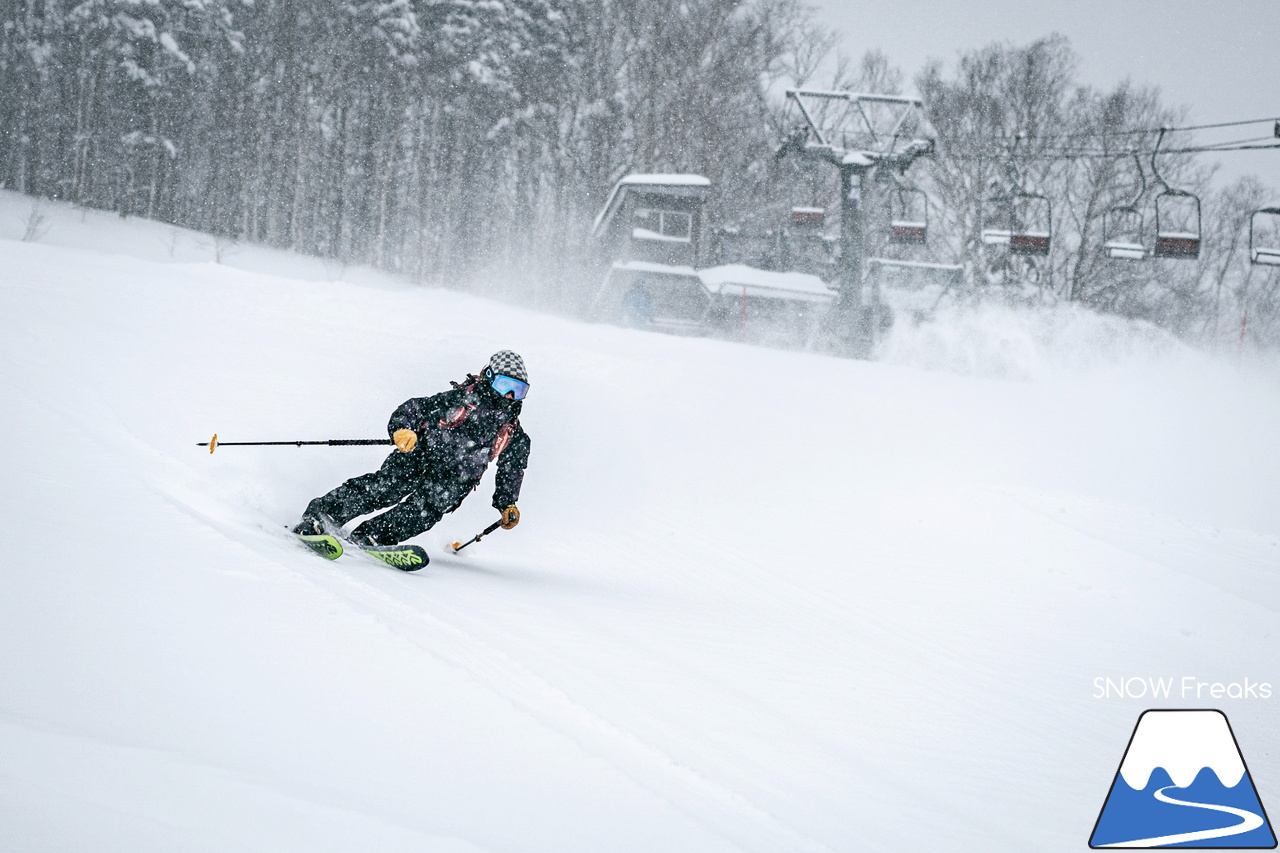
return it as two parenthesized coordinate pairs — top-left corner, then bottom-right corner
(2, 1), (1278, 346)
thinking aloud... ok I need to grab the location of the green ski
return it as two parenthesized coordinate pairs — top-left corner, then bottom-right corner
(296, 533), (343, 560)
(356, 542), (429, 571)
(295, 531), (427, 571)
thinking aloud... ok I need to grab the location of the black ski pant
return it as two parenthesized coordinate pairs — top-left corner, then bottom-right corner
(304, 449), (474, 544)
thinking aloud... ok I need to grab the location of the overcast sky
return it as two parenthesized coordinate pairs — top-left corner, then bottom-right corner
(812, 0), (1280, 192)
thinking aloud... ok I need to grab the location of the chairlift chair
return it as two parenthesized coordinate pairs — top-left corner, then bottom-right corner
(1249, 207), (1280, 266)
(1153, 190), (1202, 259)
(1102, 153), (1148, 260)
(1149, 128), (1202, 260)
(888, 185), (928, 245)
(1102, 206), (1147, 261)
(982, 191), (1051, 256)
(981, 137), (1051, 256)
(983, 192), (1054, 256)
(1009, 191), (1052, 256)
(980, 194), (1012, 247)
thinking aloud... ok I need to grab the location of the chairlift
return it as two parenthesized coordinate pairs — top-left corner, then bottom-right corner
(1103, 207), (1147, 260)
(888, 185), (928, 245)
(982, 191), (1051, 256)
(1102, 153), (1147, 260)
(1250, 207), (1280, 266)
(1009, 192), (1052, 255)
(1153, 191), (1201, 259)
(1150, 128), (1202, 259)
(980, 194), (1011, 247)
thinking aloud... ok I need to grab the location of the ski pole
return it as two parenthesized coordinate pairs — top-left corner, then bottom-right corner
(452, 520), (504, 552)
(198, 433), (392, 454)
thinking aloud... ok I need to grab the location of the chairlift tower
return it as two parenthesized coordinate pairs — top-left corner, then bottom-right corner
(777, 90), (936, 352)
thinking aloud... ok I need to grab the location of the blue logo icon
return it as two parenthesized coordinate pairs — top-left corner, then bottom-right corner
(1091, 710), (1276, 848)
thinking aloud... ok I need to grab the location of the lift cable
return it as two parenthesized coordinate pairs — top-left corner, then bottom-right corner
(933, 115), (1280, 144)
(942, 141), (1280, 163)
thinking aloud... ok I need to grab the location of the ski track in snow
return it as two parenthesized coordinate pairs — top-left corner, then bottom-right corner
(166, 490), (835, 853)
(295, 558), (833, 853)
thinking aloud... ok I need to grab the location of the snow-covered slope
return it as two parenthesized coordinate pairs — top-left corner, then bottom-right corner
(2, 192), (1279, 852)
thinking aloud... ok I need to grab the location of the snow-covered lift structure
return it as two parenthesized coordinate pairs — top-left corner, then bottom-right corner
(589, 174), (837, 342)
(591, 173), (711, 268)
(776, 89), (936, 354)
(589, 174), (712, 332)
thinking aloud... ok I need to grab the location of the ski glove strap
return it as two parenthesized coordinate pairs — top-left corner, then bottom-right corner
(500, 504), (520, 529)
(393, 429), (417, 453)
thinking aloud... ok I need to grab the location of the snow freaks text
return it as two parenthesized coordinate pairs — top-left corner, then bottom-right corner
(1093, 677), (1273, 700)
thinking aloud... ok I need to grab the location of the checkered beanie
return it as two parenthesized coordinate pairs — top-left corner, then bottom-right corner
(486, 350), (528, 384)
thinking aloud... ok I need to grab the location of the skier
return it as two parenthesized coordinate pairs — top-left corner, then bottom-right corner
(292, 350), (531, 547)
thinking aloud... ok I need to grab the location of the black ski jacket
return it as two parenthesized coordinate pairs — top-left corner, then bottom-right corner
(386, 376), (531, 510)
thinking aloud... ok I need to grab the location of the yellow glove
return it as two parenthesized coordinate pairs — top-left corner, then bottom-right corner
(393, 428), (417, 453)
(500, 504), (520, 529)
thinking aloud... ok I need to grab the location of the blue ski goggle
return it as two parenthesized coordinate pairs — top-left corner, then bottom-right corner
(486, 369), (529, 400)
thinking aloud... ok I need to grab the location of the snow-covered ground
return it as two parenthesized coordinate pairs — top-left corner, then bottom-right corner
(2, 191), (1278, 851)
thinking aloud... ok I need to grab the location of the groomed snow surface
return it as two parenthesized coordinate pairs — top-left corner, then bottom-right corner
(2, 191), (1279, 851)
